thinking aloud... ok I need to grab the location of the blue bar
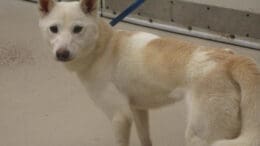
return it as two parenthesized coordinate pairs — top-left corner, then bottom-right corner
(110, 0), (145, 26)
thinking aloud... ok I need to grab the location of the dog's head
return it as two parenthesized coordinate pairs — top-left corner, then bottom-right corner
(39, 0), (99, 62)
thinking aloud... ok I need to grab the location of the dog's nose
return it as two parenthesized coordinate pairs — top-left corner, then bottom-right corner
(56, 49), (70, 61)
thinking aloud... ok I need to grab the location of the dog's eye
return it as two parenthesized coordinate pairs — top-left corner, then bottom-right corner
(73, 26), (83, 34)
(50, 25), (58, 34)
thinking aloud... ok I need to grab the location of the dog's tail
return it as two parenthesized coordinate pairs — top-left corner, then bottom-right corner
(216, 56), (260, 146)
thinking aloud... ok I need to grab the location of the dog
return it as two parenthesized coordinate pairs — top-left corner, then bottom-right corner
(38, 0), (260, 146)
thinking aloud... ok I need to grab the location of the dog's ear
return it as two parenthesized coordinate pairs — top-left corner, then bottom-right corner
(80, 0), (97, 14)
(38, 0), (55, 16)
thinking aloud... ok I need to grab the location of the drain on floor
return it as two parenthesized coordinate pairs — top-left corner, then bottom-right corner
(0, 42), (34, 66)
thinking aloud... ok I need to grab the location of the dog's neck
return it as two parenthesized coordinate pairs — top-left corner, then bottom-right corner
(64, 18), (114, 73)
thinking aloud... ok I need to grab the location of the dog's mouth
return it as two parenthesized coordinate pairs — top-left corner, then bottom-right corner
(55, 57), (73, 62)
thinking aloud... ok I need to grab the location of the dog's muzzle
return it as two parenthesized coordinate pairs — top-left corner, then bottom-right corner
(56, 49), (71, 62)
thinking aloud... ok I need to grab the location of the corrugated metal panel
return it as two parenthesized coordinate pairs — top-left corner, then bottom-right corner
(182, 0), (260, 14)
(101, 0), (260, 49)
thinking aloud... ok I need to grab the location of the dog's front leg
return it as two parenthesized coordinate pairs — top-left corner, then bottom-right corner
(112, 111), (133, 146)
(131, 107), (152, 146)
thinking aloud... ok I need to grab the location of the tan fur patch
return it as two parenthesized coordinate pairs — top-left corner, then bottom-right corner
(143, 37), (197, 86)
(110, 30), (134, 57)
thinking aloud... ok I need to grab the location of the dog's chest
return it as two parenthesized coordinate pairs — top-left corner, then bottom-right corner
(78, 66), (129, 117)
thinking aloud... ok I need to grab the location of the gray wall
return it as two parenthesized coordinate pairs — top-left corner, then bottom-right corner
(102, 0), (260, 49)
(183, 0), (260, 14)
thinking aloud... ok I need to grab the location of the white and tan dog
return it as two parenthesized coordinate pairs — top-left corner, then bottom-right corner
(38, 0), (260, 146)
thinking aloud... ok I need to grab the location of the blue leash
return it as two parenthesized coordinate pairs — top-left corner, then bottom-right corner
(110, 0), (145, 26)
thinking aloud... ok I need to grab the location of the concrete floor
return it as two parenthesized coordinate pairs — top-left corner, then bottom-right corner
(0, 0), (259, 146)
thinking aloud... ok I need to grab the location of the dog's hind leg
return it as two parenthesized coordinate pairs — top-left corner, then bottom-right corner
(212, 57), (260, 146)
(112, 110), (133, 146)
(131, 108), (152, 146)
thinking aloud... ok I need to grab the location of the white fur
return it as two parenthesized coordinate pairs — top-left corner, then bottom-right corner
(187, 47), (217, 82)
(39, 2), (99, 59)
(39, 1), (260, 146)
